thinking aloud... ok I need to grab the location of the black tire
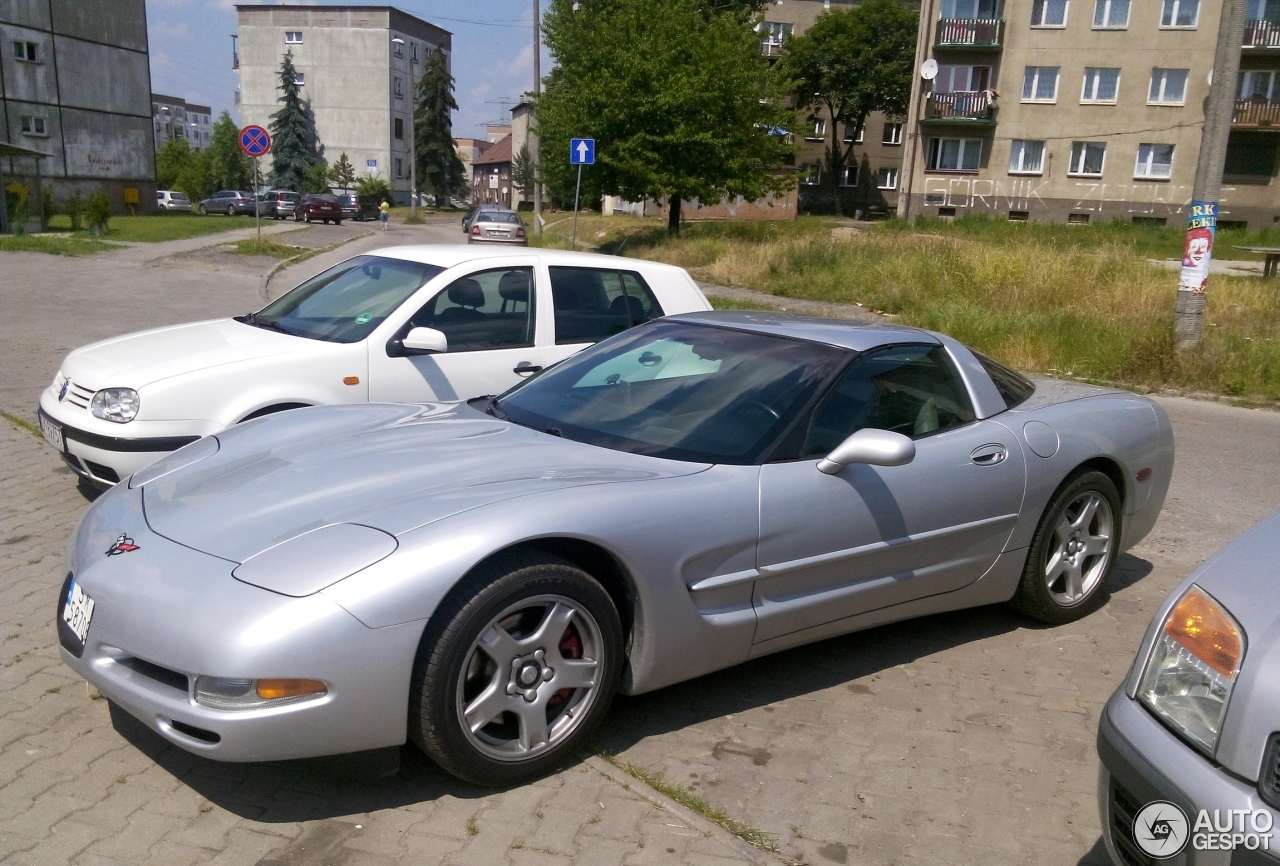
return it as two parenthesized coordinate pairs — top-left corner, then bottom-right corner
(1010, 469), (1123, 624)
(294, 211), (303, 222)
(198, 204), (207, 215)
(335, 219), (342, 226)
(409, 551), (623, 786)
(305, 213), (312, 223)
(227, 205), (236, 217)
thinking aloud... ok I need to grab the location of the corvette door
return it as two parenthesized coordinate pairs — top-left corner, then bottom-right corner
(754, 344), (1025, 644)
(368, 262), (551, 402)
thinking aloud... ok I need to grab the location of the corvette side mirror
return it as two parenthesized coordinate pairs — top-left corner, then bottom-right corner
(402, 327), (448, 355)
(817, 428), (916, 475)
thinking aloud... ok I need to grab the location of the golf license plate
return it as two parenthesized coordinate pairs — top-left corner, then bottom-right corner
(39, 413), (64, 451)
(57, 575), (95, 657)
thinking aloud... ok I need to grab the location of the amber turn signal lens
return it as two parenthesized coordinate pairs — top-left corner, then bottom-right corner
(343, 376), (360, 386)
(1164, 588), (1242, 677)
(255, 678), (327, 700)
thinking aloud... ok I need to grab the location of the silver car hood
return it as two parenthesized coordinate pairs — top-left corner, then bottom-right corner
(1188, 509), (1280, 638)
(141, 402), (708, 563)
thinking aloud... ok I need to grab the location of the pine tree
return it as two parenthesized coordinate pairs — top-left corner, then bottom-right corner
(414, 50), (467, 207)
(511, 143), (535, 201)
(328, 152), (356, 189)
(268, 51), (321, 191)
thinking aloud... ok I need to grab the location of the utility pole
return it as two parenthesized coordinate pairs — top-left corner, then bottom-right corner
(532, 0), (543, 236)
(1175, 0), (1248, 349)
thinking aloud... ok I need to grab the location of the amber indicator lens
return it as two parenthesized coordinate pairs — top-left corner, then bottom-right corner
(343, 376), (360, 386)
(256, 678), (327, 700)
(1164, 588), (1242, 677)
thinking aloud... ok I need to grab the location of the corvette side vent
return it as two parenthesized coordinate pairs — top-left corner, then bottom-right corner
(1260, 732), (1280, 811)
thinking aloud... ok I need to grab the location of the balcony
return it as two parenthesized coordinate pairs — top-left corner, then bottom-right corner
(759, 40), (784, 58)
(1243, 19), (1280, 48)
(934, 18), (1004, 49)
(1234, 98), (1280, 128)
(923, 91), (996, 125)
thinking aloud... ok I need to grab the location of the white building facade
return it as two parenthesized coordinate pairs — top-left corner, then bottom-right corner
(152, 94), (211, 151)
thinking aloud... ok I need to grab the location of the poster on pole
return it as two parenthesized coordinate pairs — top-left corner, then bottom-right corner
(1178, 201), (1217, 294)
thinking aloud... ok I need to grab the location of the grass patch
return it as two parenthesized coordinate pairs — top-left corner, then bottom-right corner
(597, 752), (778, 853)
(0, 234), (117, 256)
(622, 216), (1280, 402)
(706, 294), (773, 312)
(44, 213), (260, 243)
(229, 238), (305, 258)
(529, 213), (664, 252)
(1, 410), (41, 439)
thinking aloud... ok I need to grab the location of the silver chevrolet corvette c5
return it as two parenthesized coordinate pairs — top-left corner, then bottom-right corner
(58, 312), (1174, 785)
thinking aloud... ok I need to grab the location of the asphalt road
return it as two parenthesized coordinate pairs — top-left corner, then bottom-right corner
(2, 222), (1278, 866)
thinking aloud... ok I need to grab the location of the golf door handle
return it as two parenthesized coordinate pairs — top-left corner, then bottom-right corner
(513, 362), (543, 375)
(970, 444), (1008, 466)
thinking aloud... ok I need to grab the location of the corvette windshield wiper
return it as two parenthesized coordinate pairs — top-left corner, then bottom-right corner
(486, 395), (508, 420)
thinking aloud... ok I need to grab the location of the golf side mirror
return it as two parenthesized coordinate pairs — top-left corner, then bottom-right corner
(817, 428), (916, 475)
(402, 327), (448, 355)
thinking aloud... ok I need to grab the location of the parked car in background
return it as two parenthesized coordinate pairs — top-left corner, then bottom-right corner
(335, 192), (379, 221)
(1096, 509), (1280, 866)
(462, 204), (510, 233)
(293, 193), (344, 224)
(197, 190), (256, 216)
(36, 247), (710, 487)
(258, 190), (300, 220)
(156, 190), (190, 212)
(468, 210), (527, 245)
(55, 311), (1173, 786)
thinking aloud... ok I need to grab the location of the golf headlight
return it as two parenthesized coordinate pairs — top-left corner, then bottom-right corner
(1138, 585), (1245, 755)
(90, 388), (139, 423)
(194, 677), (327, 710)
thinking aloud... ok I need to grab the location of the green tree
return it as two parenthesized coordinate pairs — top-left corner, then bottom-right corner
(355, 173), (393, 202)
(511, 143), (534, 201)
(304, 158), (330, 193)
(538, 0), (796, 234)
(155, 137), (193, 189)
(328, 152), (356, 189)
(268, 51), (321, 191)
(414, 50), (467, 207)
(176, 150), (214, 203)
(207, 112), (254, 191)
(781, 0), (916, 211)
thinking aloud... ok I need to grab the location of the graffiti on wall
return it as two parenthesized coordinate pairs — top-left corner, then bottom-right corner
(922, 176), (1262, 217)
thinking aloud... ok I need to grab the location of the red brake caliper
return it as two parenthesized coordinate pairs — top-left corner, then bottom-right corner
(548, 625), (582, 706)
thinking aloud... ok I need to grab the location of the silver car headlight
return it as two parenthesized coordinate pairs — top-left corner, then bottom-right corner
(90, 388), (139, 423)
(1138, 585), (1245, 755)
(194, 677), (327, 710)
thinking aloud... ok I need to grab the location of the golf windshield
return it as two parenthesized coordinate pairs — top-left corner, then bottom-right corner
(498, 320), (845, 464)
(249, 255), (443, 343)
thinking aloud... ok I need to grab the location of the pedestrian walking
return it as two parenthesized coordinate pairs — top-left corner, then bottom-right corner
(379, 199), (390, 231)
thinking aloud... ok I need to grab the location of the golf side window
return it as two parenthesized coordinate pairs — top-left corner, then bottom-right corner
(803, 344), (976, 457)
(549, 267), (665, 345)
(408, 268), (536, 353)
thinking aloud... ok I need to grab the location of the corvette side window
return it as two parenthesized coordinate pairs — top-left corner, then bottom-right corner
(802, 344), (976, 457)
(408, 267), (536, 353)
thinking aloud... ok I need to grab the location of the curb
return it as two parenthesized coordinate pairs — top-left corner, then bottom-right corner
(261, 230), (374, 302)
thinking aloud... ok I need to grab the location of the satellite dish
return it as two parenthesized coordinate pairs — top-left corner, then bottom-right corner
(920, 59), (938, 81)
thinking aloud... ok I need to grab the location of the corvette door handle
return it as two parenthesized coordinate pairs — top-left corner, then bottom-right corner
(513, 362), (543, 375)
(970, 444), (1008, 466)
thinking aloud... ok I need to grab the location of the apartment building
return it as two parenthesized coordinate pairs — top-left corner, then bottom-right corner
(898, 0), (1280, 226)
(152, 94), (212, 152)
(235, 5), (451, 204)
(758, 0), (913, 217)
(1, 0), (156, 213)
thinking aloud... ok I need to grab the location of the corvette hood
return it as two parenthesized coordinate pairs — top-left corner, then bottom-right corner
(141, 401), (707, 563)
(61, 318), (303, 390)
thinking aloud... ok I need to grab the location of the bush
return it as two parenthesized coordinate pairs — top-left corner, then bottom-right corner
(85, 191), (111, 234)
(355, 174), (393, 202)
(66, 191), (83, 232)
(41, 185), (55, 229)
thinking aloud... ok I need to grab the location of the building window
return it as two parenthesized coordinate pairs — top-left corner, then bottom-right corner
(1068, 141), (1107, 176)
(841, 165), (859, 186)
(877, 167), (899, 189)
(1031, 0), (1069, 27)
(1093, 0), (1130, 26)
(1149, 68), (1188, 104)
(1008, 139), (1045, 174)
(394, 77), (404, 98)
(757, 21), (793, 55)
(19, 115), (47, 136)
(1240, 70), (1279, 100)
(13, 40), (39, 62)
(844, 123), (864, 143)
(396, 158), (404, 178)
(1022, 66), (1060, 102)
(882, 122), (903, 145)
(1134, 143), (1175, 178)
(395, 117), (404, 139)
(285, 31), (303, 44)
(806, 117), (826, 140)
(799, 163), (821, 185)
(936, 65), (990, 93)
(926, 138), (982, 171)
(1081, 68), (1121, 103)
(294, 72), (305, 85)
(1248, 0), (1280, 21)
(1161, 0), (1199, 25)
(412, 42), (419, 62)
(941, 0), (998, 18)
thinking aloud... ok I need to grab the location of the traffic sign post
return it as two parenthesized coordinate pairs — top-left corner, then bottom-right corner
(238, 125), (272, 242)
(569, 139), (594, 251)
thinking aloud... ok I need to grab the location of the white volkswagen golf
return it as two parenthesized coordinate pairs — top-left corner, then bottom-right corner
(37, 246), (712, 487)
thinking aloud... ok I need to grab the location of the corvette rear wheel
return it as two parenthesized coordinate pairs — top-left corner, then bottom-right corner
(1010, 470), (1121, 624)
(409, 552), (622, 785)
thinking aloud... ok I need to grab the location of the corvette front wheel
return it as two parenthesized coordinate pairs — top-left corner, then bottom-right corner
(409, 551), (622, 785)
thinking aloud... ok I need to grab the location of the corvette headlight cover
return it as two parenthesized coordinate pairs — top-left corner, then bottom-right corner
(90, 388), (140, 423)
(1138, 585), (1245, 755)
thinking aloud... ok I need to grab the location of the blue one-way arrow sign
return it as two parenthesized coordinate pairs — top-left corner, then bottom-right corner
(570, 138), (595, 165)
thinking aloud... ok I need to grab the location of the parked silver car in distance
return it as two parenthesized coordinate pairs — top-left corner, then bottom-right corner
(156, 190), (191, 212)
(468, 210), (527, 245)
(1097, 509), (1280, 866)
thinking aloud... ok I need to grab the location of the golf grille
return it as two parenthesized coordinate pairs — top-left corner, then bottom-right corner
(1261, 733), (1280, 811)
(1109, 778), (1159, 866)
(57, 376), (94, 409)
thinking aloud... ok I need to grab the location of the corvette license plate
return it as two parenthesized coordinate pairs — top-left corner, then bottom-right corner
(57, 576), (95, 657)
(39, 413), (64, 451)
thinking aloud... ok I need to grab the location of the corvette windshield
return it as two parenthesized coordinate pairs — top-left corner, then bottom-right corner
(248, 255), (443, 343)
(498, 320), (845, 464)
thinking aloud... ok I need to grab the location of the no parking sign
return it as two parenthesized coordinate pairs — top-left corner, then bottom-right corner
(238, 125), (271, 158)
